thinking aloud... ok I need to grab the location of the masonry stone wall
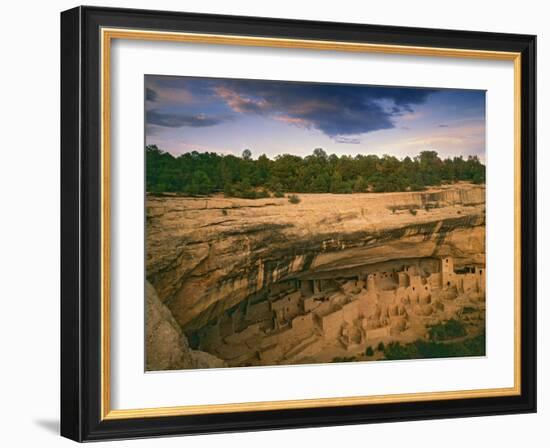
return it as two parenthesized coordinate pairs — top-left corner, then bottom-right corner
(196, 255), (486, 366)
(322, 309), (344, 340)
(342, 300), (360, 324)
(292, 313), (315, 338)
(366, 326), (390, 340)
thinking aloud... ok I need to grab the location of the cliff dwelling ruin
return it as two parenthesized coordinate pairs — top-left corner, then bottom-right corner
(187, 256), (486, 367)
(145, 184), (486, 370)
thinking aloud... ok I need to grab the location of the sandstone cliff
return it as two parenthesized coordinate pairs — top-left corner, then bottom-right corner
(146, 183), (485, 332)
(145, 280), (226, 370)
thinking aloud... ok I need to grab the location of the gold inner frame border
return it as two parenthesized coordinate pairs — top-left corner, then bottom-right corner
(99, 27), (522, 420)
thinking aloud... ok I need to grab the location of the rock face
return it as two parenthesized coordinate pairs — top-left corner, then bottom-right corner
(146, 183), (485, 333)
(145, 280), (226, 370)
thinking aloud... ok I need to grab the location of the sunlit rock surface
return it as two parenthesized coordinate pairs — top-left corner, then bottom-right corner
(146, 183), (485, 335)
(145, 281), (226, 370)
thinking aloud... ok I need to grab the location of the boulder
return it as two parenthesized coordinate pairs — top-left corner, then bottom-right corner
(145, 281), (226, 371)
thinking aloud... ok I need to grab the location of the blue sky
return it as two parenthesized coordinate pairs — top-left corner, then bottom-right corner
(145, 75), (486, 162)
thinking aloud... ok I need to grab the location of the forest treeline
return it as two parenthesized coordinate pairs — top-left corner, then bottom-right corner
(146, 145), (485, 197)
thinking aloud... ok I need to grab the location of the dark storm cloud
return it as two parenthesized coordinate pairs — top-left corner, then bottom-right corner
(145, 87), (158, 102)
(146, 109), (225, 128)
(144, 76), (440, 138)
(213, 79), (436, 138)
(147, 75), (216, 97)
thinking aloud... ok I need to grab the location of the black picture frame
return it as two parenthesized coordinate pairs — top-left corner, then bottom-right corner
(61, 5), (536, 442)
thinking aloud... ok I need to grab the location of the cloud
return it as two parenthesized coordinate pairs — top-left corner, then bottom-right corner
(146, 109), (225, 128)
(145, 123), (159, 136)
(273, 115), (312, 128)
(377, 119), (485, 160)
(212, 80), (436, 140)
(334, 136), (361, 144)
(146, 87), (158, 102)
(145, 77), (196, 104)
(398, 111), (425, 121)
(214, 86), (268, 114)
(438, 124), (449, 128)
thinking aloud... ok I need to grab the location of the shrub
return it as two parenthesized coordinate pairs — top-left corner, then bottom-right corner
(377, 341), (385, 352)
(409, 183), (426, 192)
(224, 179), (259, 199)
(462, 306), (476, 314)
(428, 319), (467, 341)
(409, 208), (418, 215)
(384, 342), (418, 360)
(221, 209), (228, 216)
(223, 183), (234, 197)
(273, 190), (285, 198)
(365, 346), (374, 357)
(288, 194), (301, 204)
(239, 190), (258, 199)
(424, 203), (439, 212)
(256, 189), (271, 198)
(382, 333), (486, 360)
(332, 356), (356, 363)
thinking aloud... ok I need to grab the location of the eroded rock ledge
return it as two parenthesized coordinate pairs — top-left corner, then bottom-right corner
(146, 183), (485, 333)
(146, 281), (225, 371)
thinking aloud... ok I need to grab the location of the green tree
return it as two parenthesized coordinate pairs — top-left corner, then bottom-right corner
(313, 147), (328, 161)
(145, 145), (485, 197)
(311, 173), (330, 193)
(186, 170), (213, 195)
(353, 176), (369, 193)
(330, 172), (351, 193)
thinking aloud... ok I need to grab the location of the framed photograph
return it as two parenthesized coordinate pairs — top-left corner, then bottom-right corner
(60, 6), (536, 441)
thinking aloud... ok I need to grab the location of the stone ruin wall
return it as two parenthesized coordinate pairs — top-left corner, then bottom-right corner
(192, 256), (486, 367)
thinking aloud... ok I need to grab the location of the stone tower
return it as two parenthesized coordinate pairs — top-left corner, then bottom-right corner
(441, 257), (455, 288)
(476, 266), (486, 294)
(366, 273), (377, 292)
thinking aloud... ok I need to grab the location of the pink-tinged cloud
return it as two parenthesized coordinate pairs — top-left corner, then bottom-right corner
(285, 100), (337, 115)
(146, 85), (195, 104)
(145, 75), (485, 158)
(273, 115), (312, 128)
(399, 111), (426, 122)
(214, 86), (269, 114)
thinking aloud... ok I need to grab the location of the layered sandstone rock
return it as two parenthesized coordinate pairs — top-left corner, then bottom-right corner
(146, 183), (485, 332)
(145, 280), (225, 370)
